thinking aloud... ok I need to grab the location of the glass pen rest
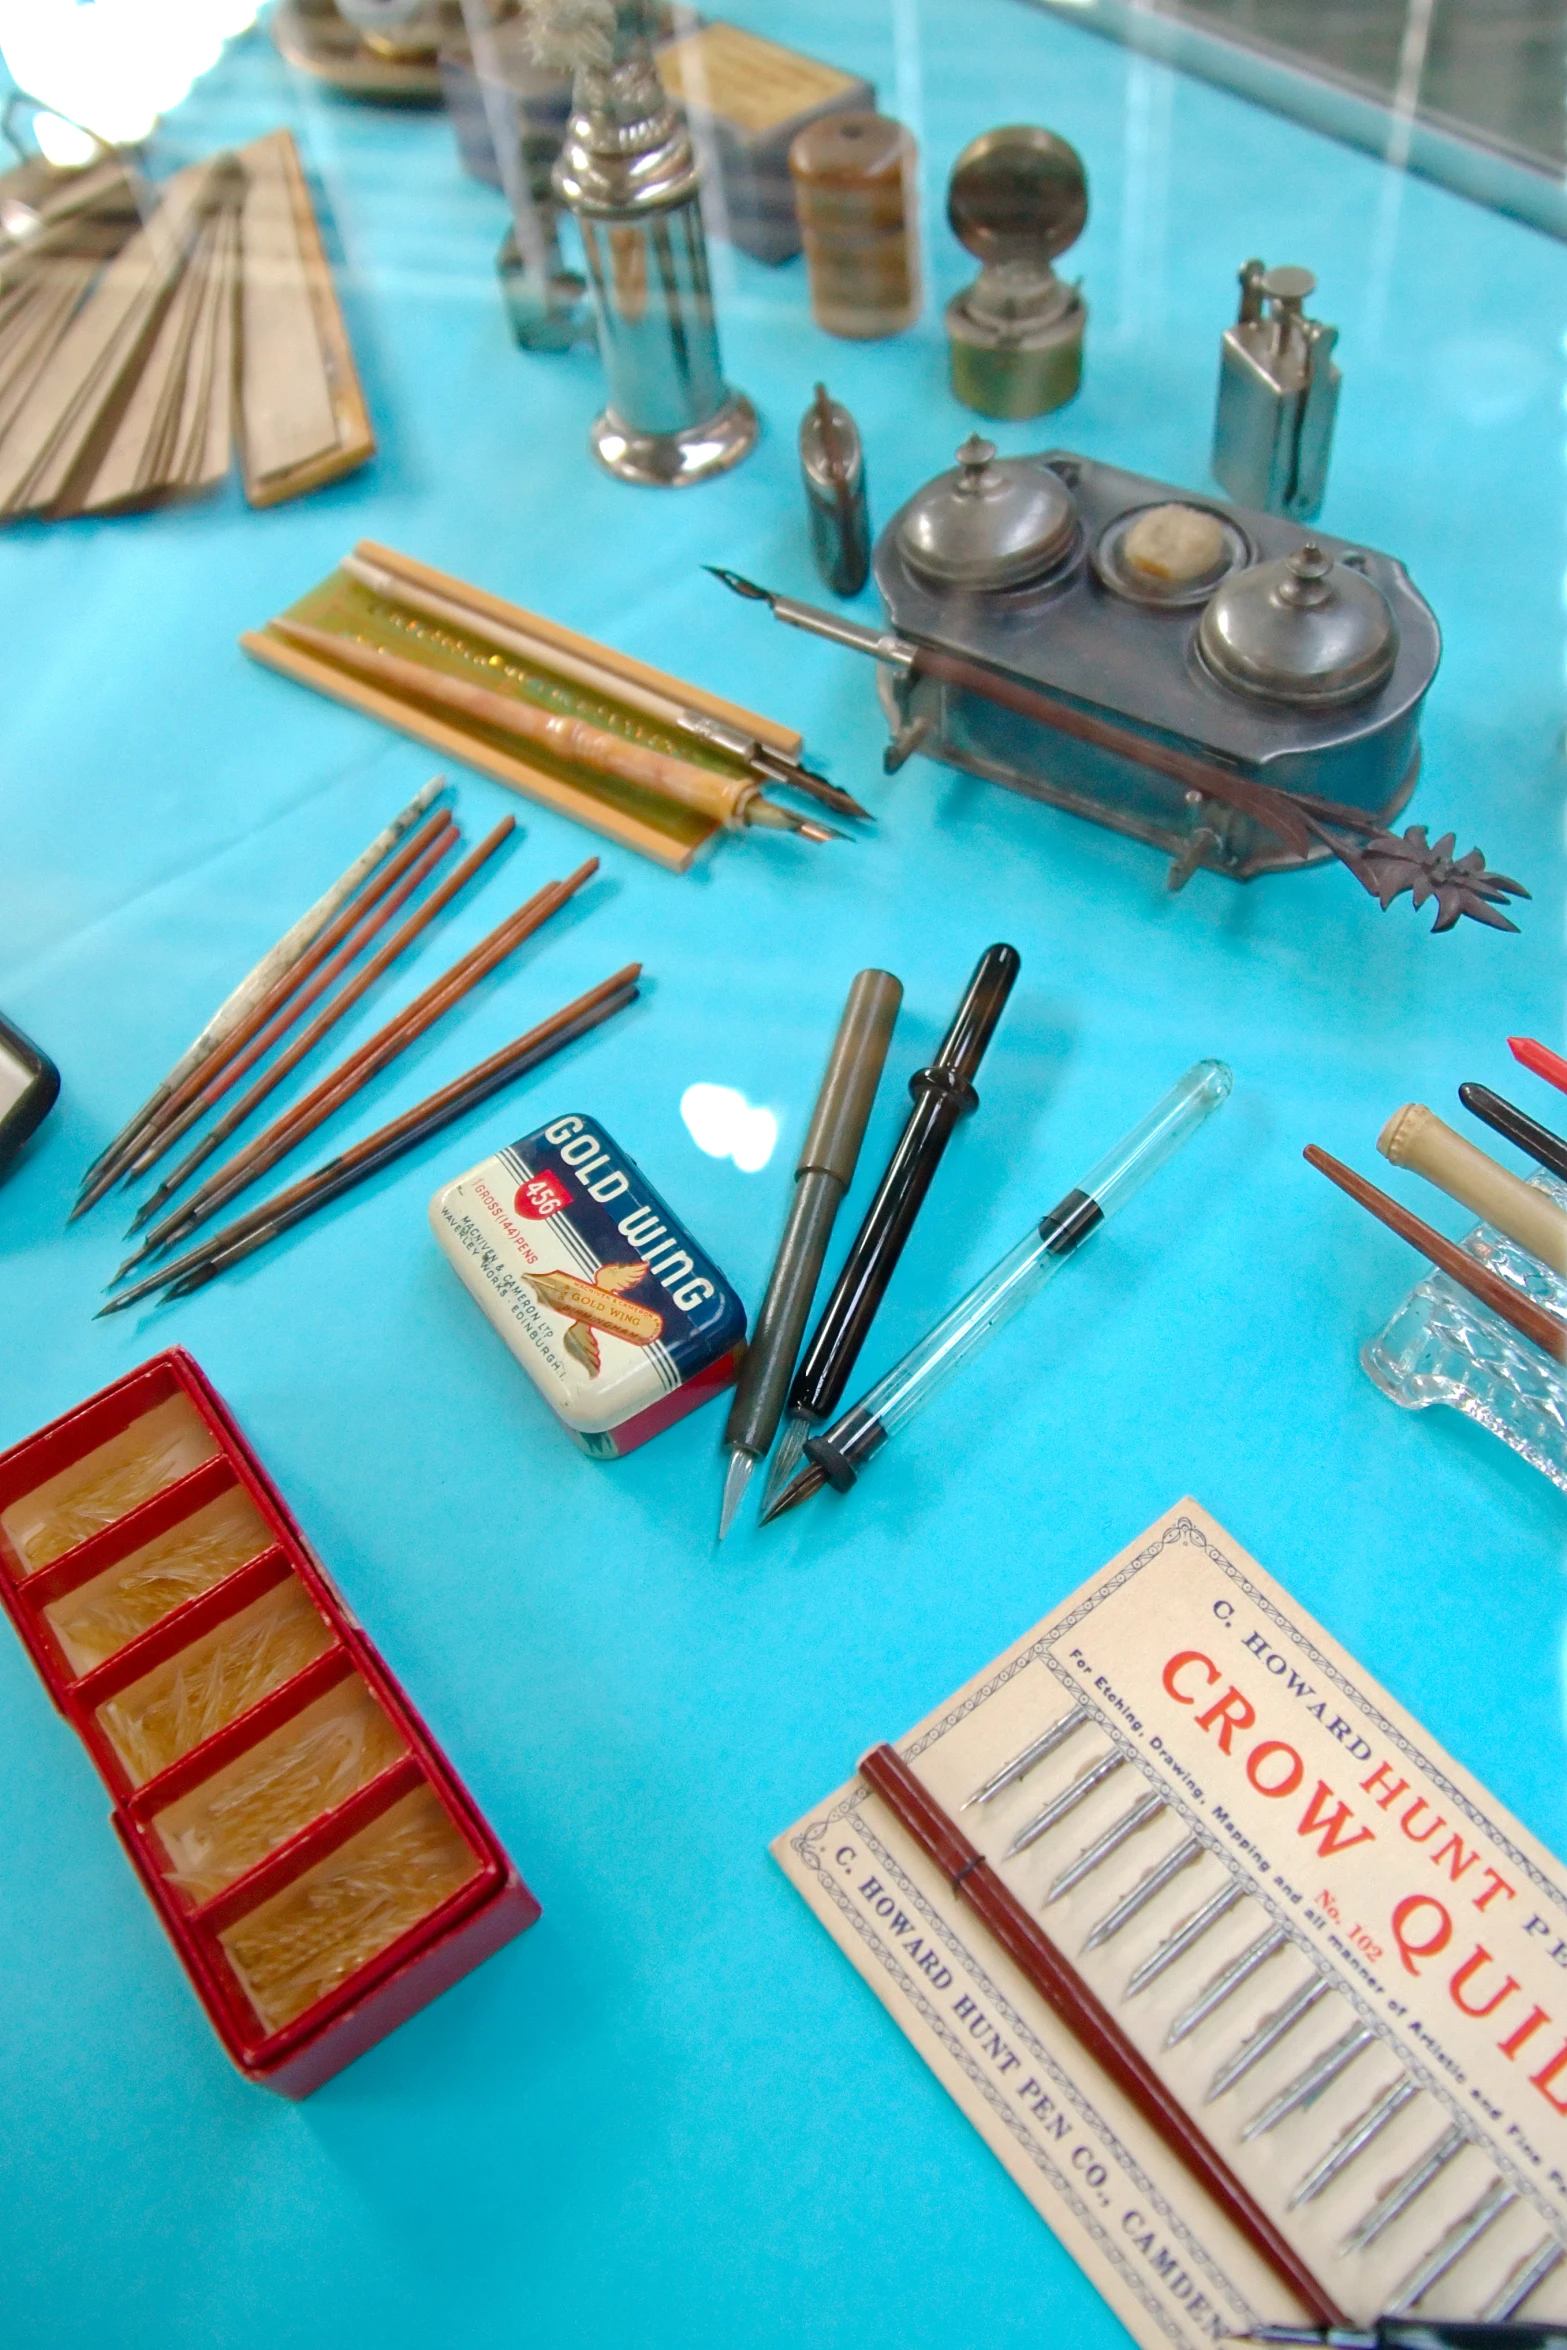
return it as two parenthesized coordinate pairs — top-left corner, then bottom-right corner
(1361, 1168), (1567, 1494)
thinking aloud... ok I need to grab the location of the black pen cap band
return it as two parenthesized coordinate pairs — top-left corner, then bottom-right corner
(806, 1404), (887, 1489)
(1040, 1188), (1104, 1254)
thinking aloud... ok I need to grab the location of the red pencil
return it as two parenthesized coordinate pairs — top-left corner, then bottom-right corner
(1509, 1036), (1567, 1097)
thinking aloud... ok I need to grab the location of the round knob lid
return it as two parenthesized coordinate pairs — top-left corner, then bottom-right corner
(947, 125), (1088, 267)
(1197, 542), (1399, 708)
(896, 435), (1078, 589)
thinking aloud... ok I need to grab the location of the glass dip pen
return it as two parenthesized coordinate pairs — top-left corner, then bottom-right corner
(761, 1059), (1233, 1522)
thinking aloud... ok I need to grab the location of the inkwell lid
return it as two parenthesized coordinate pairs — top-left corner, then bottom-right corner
(897, 435), (1078, 589)
(1197, 541), (1399, 708)
(947, 126), (1087, 267)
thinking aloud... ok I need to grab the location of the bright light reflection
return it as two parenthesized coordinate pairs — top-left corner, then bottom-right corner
(33, 113), (102, 168)
(680, 1083), (778, 1174)
(0, 0), (260, 148)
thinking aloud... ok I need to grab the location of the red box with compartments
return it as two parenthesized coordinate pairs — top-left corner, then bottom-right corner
(0, 1349), (538, 2096)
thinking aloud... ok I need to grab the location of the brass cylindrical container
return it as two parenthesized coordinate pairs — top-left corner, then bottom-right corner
(787, 112), (921, 341)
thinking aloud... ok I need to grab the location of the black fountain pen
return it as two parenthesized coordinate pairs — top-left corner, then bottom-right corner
(1239, 2327), (1567, 2348)
(759, 941), (1020, 1517)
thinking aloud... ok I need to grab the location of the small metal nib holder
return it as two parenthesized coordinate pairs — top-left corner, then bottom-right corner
(1212, 260), (1340, 521)
(945, 126), (1088, 421)
(1363, 1169), (1567, 1493)
(799, 386), (870, 596)
(552, 2), (757, 486)
(496, 220), (591, 352)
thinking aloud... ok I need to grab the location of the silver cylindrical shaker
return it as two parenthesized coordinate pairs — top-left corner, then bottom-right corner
(552, 3), (757, 485)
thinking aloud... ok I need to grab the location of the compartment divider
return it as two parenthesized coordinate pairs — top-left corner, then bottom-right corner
(15, 1455), (241, 1614)
(0, 1369), (223, 1578)
(123, 1645), (357, 1820)
(69, 1548), (298, 1714)
(190, 1751), (429, 1934)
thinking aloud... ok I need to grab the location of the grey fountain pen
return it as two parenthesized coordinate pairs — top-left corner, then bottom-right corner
(718, 969), (903, 1539)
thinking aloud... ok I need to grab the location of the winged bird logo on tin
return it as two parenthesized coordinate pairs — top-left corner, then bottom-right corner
(521, 1261), (664, 1376)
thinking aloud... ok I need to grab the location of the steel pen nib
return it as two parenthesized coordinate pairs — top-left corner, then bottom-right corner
(760, 1412), (811, 1514)
(962, 1704), (1091, 1809)
(760, 1461), (826, 1524)
(1230, 2333), (1375, 2348)
(126, 1183), (175, 1233)
(109, 1235), (164, 1285)
(717, 1448), (755, 1541)
(704, 565), (775, 605)
(760, 758), (873, 823)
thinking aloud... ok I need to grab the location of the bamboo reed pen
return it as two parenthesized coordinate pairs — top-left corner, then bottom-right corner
(857, 1742), (1345, 2323)
(129, 861), (597, 1262)
(1304, 1145), (1567, 1362)
(125, 813), (459, 1183)
(74, 776), (446, 1205)
(355, 539), (802, 755)
(99, 967), (642, 1316)
(341, 552), (741, 750)
(242, 630), (702, 872)
(127, 818), (512, 1229)
(267, 619), (837, 840)
(337, 550), (870, 823)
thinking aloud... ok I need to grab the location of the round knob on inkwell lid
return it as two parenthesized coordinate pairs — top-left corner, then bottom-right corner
(897, 435), (1078, 589)
(1197, 540), (1399, 708)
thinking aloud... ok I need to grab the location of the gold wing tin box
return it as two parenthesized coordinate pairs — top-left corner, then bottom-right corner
(430, 1112), (746, 1458)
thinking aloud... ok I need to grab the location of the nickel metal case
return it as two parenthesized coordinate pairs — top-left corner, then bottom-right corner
(872, 449), (1441, 890)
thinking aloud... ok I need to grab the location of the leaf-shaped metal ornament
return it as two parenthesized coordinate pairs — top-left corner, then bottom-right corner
(1311, 820), (1530, 933)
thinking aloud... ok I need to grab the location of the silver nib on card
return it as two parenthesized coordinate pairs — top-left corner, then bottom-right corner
(1232, 2333), (1375, 2348)
(1083, 1833), (1202, 1951)
(1006, 1751), (1126, 1858)
(1166, 1923), (1288, 2046)
(1206, 1976), (1327, 2101)
(1287, 2074), (1418, 2208)
(1240, 2023), (1376, 2140)
(1480, 2237), (1567, 2319)
(1045, 1792), (1165, 1905)
(1340, 2121), (1466, 2251)
(1124, 1882), (1245, 1998)
(1384, 2177), (1515, 2315)
(962, 1703), (1091, 1808)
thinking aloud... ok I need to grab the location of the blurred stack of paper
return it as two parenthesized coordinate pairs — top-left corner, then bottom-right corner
(0, 129), (374, 523)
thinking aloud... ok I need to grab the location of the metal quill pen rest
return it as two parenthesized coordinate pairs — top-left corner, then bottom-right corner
(710, 438), (1527, 930)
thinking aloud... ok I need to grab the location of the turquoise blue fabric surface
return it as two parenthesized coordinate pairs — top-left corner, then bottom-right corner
(1, 4), (1564, 2343)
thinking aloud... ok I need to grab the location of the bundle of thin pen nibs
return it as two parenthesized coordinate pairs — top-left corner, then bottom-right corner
(79, 776), (639, 1315)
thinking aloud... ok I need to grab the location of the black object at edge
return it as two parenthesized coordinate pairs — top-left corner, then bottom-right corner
(0, 1011), (59, 1179)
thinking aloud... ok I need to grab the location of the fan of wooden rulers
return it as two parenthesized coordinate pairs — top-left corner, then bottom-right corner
(0, 128), (373, 521)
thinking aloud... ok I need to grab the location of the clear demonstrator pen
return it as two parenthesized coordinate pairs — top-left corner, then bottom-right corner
(764, 1059), (1231, 1516)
